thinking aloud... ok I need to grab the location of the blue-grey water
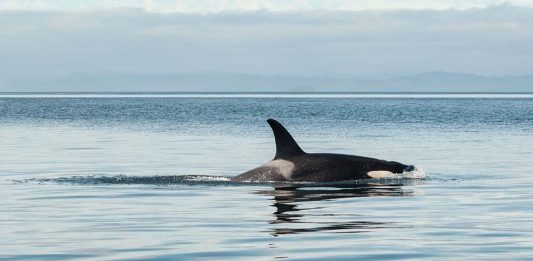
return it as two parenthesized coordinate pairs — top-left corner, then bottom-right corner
(1, 94), (533, 260)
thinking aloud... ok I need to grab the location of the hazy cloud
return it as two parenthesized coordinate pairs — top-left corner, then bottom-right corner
(1, 0), (533, 12)
(0, 5), (532, 91)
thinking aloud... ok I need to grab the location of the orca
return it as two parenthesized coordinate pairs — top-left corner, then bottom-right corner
(231, 119), (417, 182)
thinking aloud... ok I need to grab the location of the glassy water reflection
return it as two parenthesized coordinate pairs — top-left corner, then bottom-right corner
(256, 182), (414, 236)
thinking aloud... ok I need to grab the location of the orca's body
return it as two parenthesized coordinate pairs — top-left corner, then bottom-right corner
(231, 119), (416, 182)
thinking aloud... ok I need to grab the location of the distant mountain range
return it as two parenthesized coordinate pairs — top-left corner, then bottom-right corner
(3, 71), (533, 92)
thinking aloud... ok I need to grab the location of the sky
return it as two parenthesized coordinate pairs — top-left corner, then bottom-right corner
(1, 0), (533, 12)
(1, 1), (532, 91)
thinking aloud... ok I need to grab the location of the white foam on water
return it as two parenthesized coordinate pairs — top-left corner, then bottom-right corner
(400, 166), (426, 179)
(184, 175), (231, 182)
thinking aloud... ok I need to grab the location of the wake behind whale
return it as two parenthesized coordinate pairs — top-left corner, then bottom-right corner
(21, 173), (423, 187)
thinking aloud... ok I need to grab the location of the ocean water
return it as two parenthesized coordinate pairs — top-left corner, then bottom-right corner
(1, 94), (533, 260)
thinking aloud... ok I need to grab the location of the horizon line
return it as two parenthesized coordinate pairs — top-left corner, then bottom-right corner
(1, 91), (532, 99)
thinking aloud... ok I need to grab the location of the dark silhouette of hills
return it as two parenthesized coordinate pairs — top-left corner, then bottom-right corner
(4, 71), (533, 92)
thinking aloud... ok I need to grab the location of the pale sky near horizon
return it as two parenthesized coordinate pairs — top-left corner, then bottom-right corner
(1, 0), (533, 12)
(1, 0), (532, 91)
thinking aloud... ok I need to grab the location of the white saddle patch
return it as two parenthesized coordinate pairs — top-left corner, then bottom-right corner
(367, 170), (395, 179)
(263, 159), (295, 179)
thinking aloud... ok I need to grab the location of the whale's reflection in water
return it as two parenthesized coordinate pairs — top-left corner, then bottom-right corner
(254, 181), (415, 236)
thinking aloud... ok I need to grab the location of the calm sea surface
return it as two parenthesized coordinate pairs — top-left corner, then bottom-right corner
(1, 94), (533, 260)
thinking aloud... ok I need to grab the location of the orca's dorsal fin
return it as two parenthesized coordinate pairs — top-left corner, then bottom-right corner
(267, 119), (305, 159)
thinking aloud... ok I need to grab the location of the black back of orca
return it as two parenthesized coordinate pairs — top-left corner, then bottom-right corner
(231, 119), (415, 182)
